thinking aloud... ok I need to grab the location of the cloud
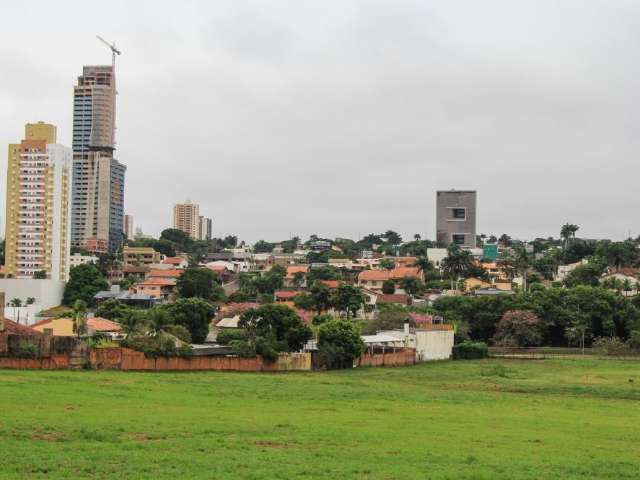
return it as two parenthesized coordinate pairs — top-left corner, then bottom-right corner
(1, 0), (639, 242)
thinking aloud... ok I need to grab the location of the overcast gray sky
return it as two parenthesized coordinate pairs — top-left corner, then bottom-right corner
(1, 0), (638, 243)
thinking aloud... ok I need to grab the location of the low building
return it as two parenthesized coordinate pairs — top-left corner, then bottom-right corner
(379, 323), (454, 361)
(123, 246), (161, 267)
(93, 285), (157, 308)
(274, 291), (298, 302)
(162, 256), (189, 269)
(131, 278), (176, 300)
(69, 253), (99, 269)
(357, 267), (422, 290)
(31, 317), (122, 337)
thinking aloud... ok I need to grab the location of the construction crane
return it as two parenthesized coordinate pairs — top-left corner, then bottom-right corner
(96, 35), (121, 68)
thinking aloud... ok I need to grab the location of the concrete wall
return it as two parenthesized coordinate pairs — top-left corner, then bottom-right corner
(415, 330), (454, 361)
(0, 279), (66, 324)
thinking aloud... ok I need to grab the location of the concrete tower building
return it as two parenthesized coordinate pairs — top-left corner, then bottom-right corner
(173, 201), (200, 238)
(198, 215), (212, 241)
(70, 64), (126, 253)
(123, 214), (134, 240)
(4, 123), (72, 280)
(436, 190), (477, 248)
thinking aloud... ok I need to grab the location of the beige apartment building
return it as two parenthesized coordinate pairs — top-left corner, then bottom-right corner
(122, 246), (161, 267)
(4, 122), (72, 280)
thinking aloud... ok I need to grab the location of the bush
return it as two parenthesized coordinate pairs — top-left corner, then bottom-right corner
(452, 341), (488, 360)
(229, 339), (256, 358)
(627, 330), (640, 351)
(17, 340), (39, 359)
(164, 324), (192, 344)
(312, 314), (333, 326)
(177, 345), (194, 358)
(317, 320), (366, 369)
(216, 329), (247, 345)
(593, 336), (628, 356)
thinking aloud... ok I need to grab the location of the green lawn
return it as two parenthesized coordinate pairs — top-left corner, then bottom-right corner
(1, 359), (639, 479)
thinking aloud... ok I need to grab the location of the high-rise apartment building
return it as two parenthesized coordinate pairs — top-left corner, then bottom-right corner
(70, 64), (126, 253)
(123, 214), (134, 240)
(198, 215), (213, 241)
(436, 190), (477, 248)
(4, 122), (72, 280)
(173, 201), (199, 238)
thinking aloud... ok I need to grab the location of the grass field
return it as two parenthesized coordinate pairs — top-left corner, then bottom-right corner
(1, 359), (639, 479)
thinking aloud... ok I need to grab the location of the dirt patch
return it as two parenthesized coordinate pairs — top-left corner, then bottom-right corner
(253, 440), (295, 449)
(31, 431), (65, 442)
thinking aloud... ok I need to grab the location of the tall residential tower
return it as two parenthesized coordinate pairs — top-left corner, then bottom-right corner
(4, 123), (72, 280)
(70, 63), (126, 253)
(436, 190), (477, 248)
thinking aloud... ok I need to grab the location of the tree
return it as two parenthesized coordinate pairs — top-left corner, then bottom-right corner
(382, 279), (396, 294)
(95, 298), (133, 320)
(560, 223), (579, 248)
(176, 267), (224, 301)
(379, 258), (396, 270)
(331, 284), (365, 319)
(441, 246), (474, 290)
(362, 304), (409, 334)
(63, 264), (109, 306)
(400, 277), (424, 296)
(383, 230), (402, 246)
(160, 228), (192, 251)
(415, 256), (435, 273)
(118, 309), (147, 338)
(309, 282), (332, 314)
(164, 298), (215, 344)
(239, 304), (312, 354)
(33, 270), (47, 279)
(290, 271), (306, 289)
(493, 310), (542, 347)
(71, 300), (88, 338)
(147, 307), (172, 336)
(317, 319), (366, 369)
(25, 297), (35, 306)
(563, 264), (603, 288)
(253, 240), (275, 253)
(293, 292), (314, 310)
(307, 265), (341, 282)
(9, 298), (22, 324)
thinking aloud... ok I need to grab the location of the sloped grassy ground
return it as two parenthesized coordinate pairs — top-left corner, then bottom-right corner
(0, 358), (638, 479)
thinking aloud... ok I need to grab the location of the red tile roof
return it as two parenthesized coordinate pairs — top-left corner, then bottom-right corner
(1, 319), (42, 335)
(275, 290), (298, 300)
(148, 269), (182, 278)
(377, 294), (411, 305)
(162, 257), (186, 265)
(358, 270), (390, 281)
(139, 278), (176, 286)
(319, 280), (341, 289)
(286, 265), (309, 278)
(87, 317), (122, 332)
(389, 267), (422, 280)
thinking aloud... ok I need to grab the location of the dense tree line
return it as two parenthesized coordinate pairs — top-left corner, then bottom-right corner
(432, 286), (640, 347)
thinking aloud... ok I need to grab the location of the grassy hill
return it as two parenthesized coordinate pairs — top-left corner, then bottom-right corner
(1, 359), (639, 479)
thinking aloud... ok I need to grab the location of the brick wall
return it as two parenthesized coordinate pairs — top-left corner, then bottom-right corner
(358, 348), (416, 367)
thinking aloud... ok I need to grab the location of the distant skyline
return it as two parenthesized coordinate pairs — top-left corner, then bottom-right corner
(1, 1), (639, 243)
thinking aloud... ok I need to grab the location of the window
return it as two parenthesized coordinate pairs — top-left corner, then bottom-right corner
(451, 208), (466, 219)
(452, 234), (466, 245)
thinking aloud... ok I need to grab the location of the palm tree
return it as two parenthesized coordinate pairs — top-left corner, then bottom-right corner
(560, 223), (579, 248)
(71, 300), (88, 338)
(147, 308), (172, 337)
(119, 310), (146, 339)
(292, 271), (306, 289)
(441, 246), (473, 290)
(415, 256), (434, 273)
(413, 234), (421, 241)
(9, 298), (22, 324)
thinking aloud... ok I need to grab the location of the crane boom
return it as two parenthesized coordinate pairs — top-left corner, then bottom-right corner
(96, 35), (121, 55)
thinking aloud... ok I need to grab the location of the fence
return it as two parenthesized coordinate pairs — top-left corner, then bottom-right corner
(489, 346), (640, 360)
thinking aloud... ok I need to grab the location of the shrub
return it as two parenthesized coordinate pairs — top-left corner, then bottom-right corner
(229, 339), (256, 358)
(164, 324), (192, 344)
(593, 336), (628, 356)
(17, 340), (39, 359)
(177, 345), (194, 358)
(627, 330), (640, 351)
(216, 329), (247, 345)
(317, 320), (366, 369)
(452, 341), (488, 360)
(493, 310), (542, 347)
(312, 314), (333, 326)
